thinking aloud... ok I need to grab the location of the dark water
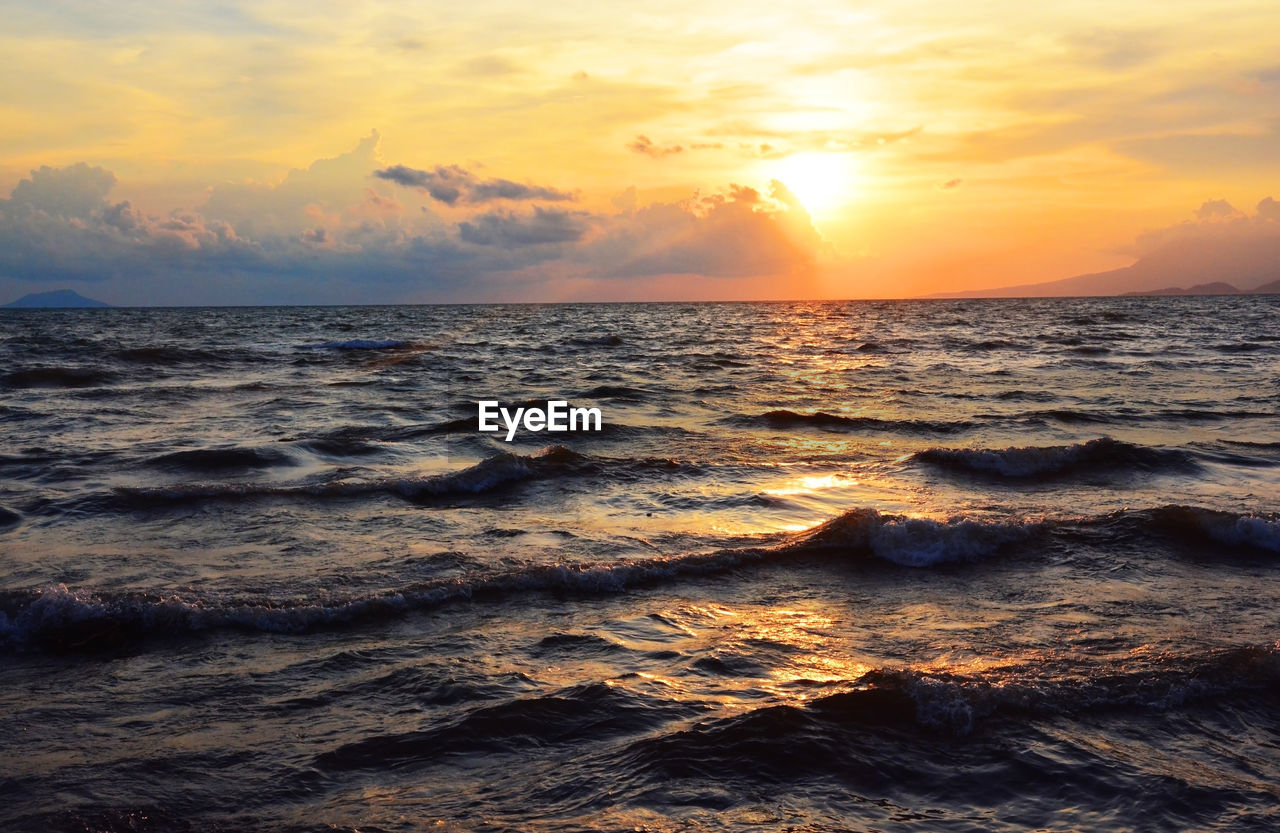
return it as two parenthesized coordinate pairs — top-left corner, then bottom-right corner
(0, 297), (1277, 832)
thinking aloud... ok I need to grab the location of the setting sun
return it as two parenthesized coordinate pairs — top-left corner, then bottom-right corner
(766, 152), (860, 219)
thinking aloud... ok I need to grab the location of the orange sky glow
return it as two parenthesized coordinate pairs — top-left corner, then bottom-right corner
(3, 0), (1280, 304)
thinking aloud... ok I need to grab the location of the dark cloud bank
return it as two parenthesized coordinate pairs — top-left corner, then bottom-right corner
(0, 136), (822, 305)
(373, 164), (576, 205)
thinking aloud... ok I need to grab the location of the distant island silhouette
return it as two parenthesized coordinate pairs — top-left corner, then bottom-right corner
(2, 289), (111, 308)
(1122, 281), (1255, 297)
(927, 235), (1280, 298)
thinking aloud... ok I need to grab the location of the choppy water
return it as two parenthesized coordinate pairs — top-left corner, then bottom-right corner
(1, 297), (1278, 832)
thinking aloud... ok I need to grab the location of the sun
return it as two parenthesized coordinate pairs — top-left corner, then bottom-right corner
(765, 152), (859, 218)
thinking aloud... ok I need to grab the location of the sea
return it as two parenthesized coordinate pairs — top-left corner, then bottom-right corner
(0, 297), (1277, 832)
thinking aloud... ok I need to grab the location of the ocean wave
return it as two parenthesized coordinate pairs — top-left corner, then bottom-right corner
(784, 507), (1035, 566)
(1213, 341), (1269, 353)
(848, 645), (1280, 732)
(835, 643), (1280, 731)
(1138, 505), (1280, 554)
(1010, 408), (1114, 425)
(913, 437), (1196, 478)
(304, 339), (409, 350)
(0, 545), (768, 652)
(316, 681), (700, 771)
(0, 508), (1035, 652)
(993, 389), (1060, 402)
(110, 446), (713, 509)
(1, 366), (117, 388)
(970, 338), (1025, 350)
(294, 436), (385, 457)
(735, 409), (975, 434)
(1224, 439), (1280, 450)
(118, 447), (572, 505)
(0, 505), (19, 528)
(578, 384), (652, 401)
(1155, 408), (1278, 422)
(147, 446), (297, 473)
(4, 505), (1273, 652)
(1004, 407), (1278, 426)
(109, 345), (242, 366)
(567, 334), (624, 347)
(624, 644), (1280, 752)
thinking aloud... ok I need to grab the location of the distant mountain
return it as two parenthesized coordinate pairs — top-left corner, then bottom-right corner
(2, 289), (111, 308)
(1251, 278), (1280, 294)
(1121, 282), (1241, 297)
(929, 234), (1280, 298)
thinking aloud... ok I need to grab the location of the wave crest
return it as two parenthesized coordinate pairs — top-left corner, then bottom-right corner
(786, 507), (1035, 566)
(116, 446), (584, 505)
(5, 505), (1273, 653)
(914, 437), (1195, 478)
(1141, 505), (1280, 553)
(737, 409), (974, 435)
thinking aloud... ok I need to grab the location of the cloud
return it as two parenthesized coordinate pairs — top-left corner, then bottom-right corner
(1088, 195), (1280, 292)
(202, 131), (417, 239)
(627, 135), (683, 157)
(458, 206), (592, 247)
(6, 163), (116, 219)
(373, 164), (575, 205)
(626, 136), (726, 158)
(740, 142), (784, 158)
(582, 181), (822, 279)
(939, 178), (963, 190)
(0, 169), (262, 287)
(0, 139), (824, 304)
(1130, 196), (1280, 256)
(1194, 198), (1240, 220)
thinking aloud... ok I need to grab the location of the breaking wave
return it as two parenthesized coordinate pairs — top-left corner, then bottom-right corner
(1136, 505), (1280, 554)
(783, 507), (1035, 566)
(0, 506), (1033, 651)
(1, 504), (1273, 653)
(624, 643), (1280, 747)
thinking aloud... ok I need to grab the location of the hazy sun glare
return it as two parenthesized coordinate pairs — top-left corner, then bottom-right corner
(766, 153), (860, 218)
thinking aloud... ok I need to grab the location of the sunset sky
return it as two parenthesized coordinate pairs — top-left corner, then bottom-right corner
(4, 0), (1280, 304)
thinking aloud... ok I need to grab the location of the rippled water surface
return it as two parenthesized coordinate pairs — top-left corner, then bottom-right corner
(1, 298), (1278, 832)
